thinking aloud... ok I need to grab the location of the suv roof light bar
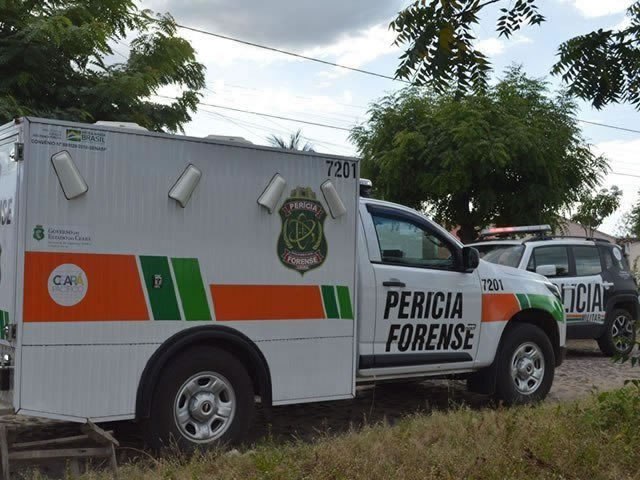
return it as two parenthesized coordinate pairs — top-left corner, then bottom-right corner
(479, 224), (551, 238)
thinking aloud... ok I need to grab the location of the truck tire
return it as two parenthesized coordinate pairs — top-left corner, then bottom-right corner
(494, 323), (555, 405)
(597, 308), (636, 357)
(145, 346), (254, 451)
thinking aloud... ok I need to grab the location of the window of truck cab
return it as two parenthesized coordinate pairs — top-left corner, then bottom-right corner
(368, 208), (458, 270)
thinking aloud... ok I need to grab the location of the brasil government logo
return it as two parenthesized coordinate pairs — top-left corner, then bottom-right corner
(278, 187), (327, 274)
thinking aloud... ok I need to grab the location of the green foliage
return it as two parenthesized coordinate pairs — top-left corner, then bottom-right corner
(392, 0), (640, 111)
(571, 186), (623, 236)
(553, 3), (640, 109)
(267, 129), (314, 151)
(350, 67), (608, 242)
(582, 385), (640, 441)
(618, 191), (640, 239)
(0, 1), (205, 132)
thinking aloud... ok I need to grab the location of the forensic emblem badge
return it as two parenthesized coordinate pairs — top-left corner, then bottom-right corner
(278, 187), (327, 274)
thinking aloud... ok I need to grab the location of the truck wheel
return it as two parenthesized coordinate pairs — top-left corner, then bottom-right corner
(494, 323), (555, 405)
(597, 309), (636, 357)
(145, 346), (254, 451)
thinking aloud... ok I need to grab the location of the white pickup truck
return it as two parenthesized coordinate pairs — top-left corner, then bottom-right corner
(0, 117), (565, 449)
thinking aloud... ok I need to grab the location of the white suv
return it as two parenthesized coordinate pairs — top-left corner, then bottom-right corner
(468, 227), (638, 356)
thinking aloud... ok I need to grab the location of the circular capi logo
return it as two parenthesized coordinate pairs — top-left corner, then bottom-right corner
(613, 248), (623, 261)
(47, 264), (88, 307)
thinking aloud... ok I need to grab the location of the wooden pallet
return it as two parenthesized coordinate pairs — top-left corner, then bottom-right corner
(0, 420), (118, 479)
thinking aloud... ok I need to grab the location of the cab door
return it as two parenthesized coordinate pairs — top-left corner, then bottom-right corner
(361, 204), (482, 371)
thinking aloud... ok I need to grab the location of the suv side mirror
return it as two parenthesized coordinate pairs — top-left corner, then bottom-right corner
(536, 264), (557, 277)
(462, 246), (480, 272)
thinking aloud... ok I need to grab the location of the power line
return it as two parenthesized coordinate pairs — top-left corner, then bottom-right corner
(579, 119), (640, 135)
(156, 95), (352, 132)
(176, 23), (409, 84)
(611, 171), (640, 179)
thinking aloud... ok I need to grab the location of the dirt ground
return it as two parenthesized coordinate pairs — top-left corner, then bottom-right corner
(4, 339), (640, 477)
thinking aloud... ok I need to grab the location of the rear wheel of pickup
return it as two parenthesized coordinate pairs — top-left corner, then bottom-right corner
(144, 346), (254, 451)
(495, 323), (555, 405)
(597, 308), (636, 357)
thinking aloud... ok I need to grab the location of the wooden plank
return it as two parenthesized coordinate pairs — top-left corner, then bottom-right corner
(82, 421), (119, 447)
(9, 447), (112, 461)
(0, 426), (10, 480)
(109, 443), (119, 479)
(11, 434), (92, 449)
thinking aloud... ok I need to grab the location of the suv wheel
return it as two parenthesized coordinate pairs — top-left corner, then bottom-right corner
(495, 323), (555, 405)
(597, 308), (636, 357)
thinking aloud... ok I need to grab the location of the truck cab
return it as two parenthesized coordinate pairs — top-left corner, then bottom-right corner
(356, 198), (565, 390)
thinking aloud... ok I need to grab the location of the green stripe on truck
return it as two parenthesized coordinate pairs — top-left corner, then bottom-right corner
(337, 286), (354, 319)
(171, 258), (212, 321)
(321, 285), (340, 319)
(139, 256), (182, 320)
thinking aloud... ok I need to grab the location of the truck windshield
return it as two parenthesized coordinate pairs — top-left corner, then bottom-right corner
(481, 245), (525, 268)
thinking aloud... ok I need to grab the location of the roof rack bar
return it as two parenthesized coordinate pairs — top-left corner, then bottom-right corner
(523, 235), (611, 244)
(479, 224), (551, 238)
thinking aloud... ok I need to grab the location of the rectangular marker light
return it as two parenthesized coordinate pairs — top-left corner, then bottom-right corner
(50, 151), (88, 200)
(257, 174), (286, 213)
(169, 164), (202, 208)
(321, 180), (347, 219)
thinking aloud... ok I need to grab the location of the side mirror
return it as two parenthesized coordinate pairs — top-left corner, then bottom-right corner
(462, 246), (480, 272)
(536, 264), (558, 277)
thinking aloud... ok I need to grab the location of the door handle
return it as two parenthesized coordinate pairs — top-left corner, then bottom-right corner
(383, 279), (406, 288)
(603, 281), (614, 289)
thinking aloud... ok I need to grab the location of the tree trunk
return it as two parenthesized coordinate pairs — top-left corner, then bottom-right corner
(457, 224), (476, 244)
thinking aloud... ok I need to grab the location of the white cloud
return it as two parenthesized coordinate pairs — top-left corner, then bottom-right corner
(476, 38), (506, 56)
(304, 23), (399, 80)
(475, 35), (532, 57)
(559, 0), (634, 18)
(592, 139), (640, 234)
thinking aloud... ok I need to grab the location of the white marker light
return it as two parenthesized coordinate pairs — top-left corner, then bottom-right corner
(258, 174), (286, 213)
(50, 151), (88, 200)
(169, 164), (202, 208)
(321, 180), (347, 219)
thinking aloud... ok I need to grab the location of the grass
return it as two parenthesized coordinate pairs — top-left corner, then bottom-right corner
(26, 386), (640, 480)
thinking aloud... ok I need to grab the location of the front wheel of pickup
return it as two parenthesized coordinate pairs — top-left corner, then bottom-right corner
(495, 323), (555, 405)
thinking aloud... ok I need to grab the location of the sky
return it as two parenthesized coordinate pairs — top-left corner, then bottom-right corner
(138, 0), (640, 235)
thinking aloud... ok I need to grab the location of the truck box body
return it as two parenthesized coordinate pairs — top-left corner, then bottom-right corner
(0, 117), (359, 421)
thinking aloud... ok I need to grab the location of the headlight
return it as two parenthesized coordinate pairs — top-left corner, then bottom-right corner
(546, 283), (562, 301)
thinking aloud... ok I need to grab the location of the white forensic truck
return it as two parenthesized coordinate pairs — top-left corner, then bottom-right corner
(0, 117), (566, 449)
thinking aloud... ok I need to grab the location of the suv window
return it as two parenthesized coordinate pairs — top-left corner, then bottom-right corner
(482, 245), (525, 268)
(371, 213), (456, 269)
(601, 245), (627, 271)
(527, 246), (570, 277)
(573, 245), (602, 276)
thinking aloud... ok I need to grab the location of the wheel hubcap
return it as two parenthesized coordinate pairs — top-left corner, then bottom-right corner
(174, 372), (236, 443)
(511, 342), (545, 395)
(611, 315), (635, 352)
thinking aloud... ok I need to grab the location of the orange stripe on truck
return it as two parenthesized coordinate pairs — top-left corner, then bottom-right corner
(211, 285), (325, 321)
(24, 252), (149, 322)
(481, 293), (520, 322)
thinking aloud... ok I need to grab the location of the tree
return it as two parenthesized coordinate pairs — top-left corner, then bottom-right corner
(0, 1), (205, 132)
(391, 0), (640, 110)
(350, 68), (608, 243)
(571, 186), (623, 236)
(267, 130), (314, 151)
(618, 191), (640, 238)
